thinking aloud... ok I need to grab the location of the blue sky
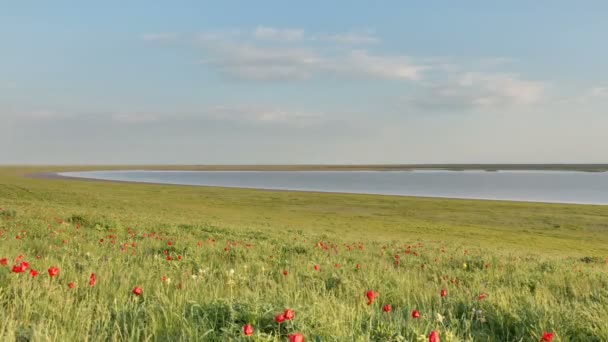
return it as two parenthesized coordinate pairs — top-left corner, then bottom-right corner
(2, 1), (607, 164)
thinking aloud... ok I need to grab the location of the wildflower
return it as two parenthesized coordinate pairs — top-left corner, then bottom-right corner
(0, 258), (7, 266)
(463, 263), (468, 269)
(48, 266), (60, 278)
(68, 282), (76, 289)
(133, 286), (143, 296)
(12, 261), (29, 273)
(243, 324), (254, 336)
(541, 332), (554, 342)
(284, 309), (295, 320)
(429, 331), (440, 342)
(435, 313), (445, 323)
(412, 310), (420, 318)
(283, 270), (288, 276)
(30, 269), (39, 277)
(478, 293), (488, 301)
(289, 333), (305, 342)
(314, 265), (320, 271)
(441, 288), (447, 297)
(383, 304), (392, 313)
(356, 264), (361, 269)
(89, 273), (97, 286)
(275, 314), (286, 323)
(366, 290), (378, 305)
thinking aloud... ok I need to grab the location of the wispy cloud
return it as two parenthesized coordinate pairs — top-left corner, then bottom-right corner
(206, 105), (324, 125)
(2, 82), (17, 89)
(589, 86), (608, 97)
(319, 32), (379, 44)
(405, 72), (545, 111)
(199, 38), (426, 81)
(109, 106), (326, 126)
(142, 33), (179, 42)
(253, 26), (305, 42)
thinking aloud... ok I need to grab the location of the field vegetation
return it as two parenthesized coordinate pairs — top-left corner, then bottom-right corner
(0, 166), (607, 341)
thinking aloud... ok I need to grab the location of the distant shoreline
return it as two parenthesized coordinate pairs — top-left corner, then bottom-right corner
(15, 163), (608, 173)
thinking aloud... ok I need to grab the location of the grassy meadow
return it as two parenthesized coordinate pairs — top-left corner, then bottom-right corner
(0, 166), (607, 341)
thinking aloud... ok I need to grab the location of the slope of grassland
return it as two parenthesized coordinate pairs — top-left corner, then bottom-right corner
(0, 166), (607, 341)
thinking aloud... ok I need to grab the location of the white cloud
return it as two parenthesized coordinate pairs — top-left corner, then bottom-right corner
(2, 82), (17, 89)
(111, 113), (160, 123)
(405, 72), (545, 111)
(142, 33), (178, 41)
(253, 26), (305, 42)
(589, 86), (608, 97)
(334, 50), (426, 80)
(201, 42), (322, 80)
(207, 105), (324, 125)
(106, 106), (325, 126)
(320, 32), (379, 44)
(200, 37), (426, 81)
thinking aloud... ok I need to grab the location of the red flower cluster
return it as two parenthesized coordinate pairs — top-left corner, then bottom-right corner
(48, 266), (60, 277)
(276, 308), (295, 323)
(541, 332), (554, 342)
(289, 333), (304, 342)
(12, 261), (29, 273)
(366, 290), (378, 305)
(243, 323), (254, 336)
(89, 273), (97, 286)
(133, 286), (143, 296)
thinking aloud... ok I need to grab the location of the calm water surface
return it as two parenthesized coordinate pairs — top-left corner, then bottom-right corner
(58, 170), (608, 205)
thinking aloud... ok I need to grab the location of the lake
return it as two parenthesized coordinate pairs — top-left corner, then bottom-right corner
(57, 170), (608, 205)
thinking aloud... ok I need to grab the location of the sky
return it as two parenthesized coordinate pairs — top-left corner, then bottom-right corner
(2, 1), (608, 164)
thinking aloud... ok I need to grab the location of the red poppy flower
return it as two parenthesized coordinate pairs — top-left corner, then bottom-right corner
(0, 258), (7, 266)
(382, 304), (392, 313)
(30, 269), (39, 277)
(89, 273), (97, 286)
(284, 309), (295, 320)
(48, 266), (60, 278)
(441, 288), (447, 297)
(243, 323), (254, 336)
(412, 310), (420, 318)
(314, 265), (320, 271)
(289, 333), (305, 342)
(283, 270), (288, 276)
(366, 290), (378, 305)
(478, 293), (488, 301)
(133, 286), (143, 296)
(541, 332), (554, 342)
(429, 331), (440, 342)
(275, 314), (286, 323)
(68, 282), (76, 289)
(356, 264), (361, 269)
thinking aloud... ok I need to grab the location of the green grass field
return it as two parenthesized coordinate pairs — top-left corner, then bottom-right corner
(0, 166), (607, 341)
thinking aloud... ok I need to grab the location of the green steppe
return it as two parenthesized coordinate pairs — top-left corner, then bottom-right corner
(0, 166), (607, 341)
